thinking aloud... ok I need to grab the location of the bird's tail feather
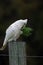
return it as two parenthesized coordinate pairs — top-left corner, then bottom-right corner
(0, 37), (7, 50)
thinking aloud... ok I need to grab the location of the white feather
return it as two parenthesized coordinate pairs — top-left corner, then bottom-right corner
(0, 19), (28, 50)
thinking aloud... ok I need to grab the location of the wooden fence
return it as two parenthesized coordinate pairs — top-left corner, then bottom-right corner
(8, 41), (26, 65)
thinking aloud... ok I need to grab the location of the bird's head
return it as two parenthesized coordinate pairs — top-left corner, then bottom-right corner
(23, 19), (28, 25)
(21, 19), (28, 28)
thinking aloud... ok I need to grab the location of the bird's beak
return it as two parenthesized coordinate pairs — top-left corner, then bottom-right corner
(24, 19), (28, 22)
(24, 19), (28, 24)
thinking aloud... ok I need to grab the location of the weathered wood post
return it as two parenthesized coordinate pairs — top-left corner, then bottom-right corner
(8, 41), (26, 65)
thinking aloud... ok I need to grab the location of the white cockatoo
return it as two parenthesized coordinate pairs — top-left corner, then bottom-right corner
(0, 19), (28, 50)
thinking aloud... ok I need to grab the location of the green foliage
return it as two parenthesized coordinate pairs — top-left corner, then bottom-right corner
(22, 26), (32, 37)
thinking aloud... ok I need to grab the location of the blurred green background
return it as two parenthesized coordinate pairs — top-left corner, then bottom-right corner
(0, 0), (43, 65)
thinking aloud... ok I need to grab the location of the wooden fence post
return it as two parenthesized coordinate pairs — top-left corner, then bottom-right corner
(8, 41), (26, 65)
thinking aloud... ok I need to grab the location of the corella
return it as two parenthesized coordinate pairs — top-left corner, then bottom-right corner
(0, 19), (28, 50)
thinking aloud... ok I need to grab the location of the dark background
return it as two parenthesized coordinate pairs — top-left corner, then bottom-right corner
(0, 0), (43, 65)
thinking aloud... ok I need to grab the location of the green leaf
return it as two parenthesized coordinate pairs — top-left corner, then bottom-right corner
(22, 27), (33, 37)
